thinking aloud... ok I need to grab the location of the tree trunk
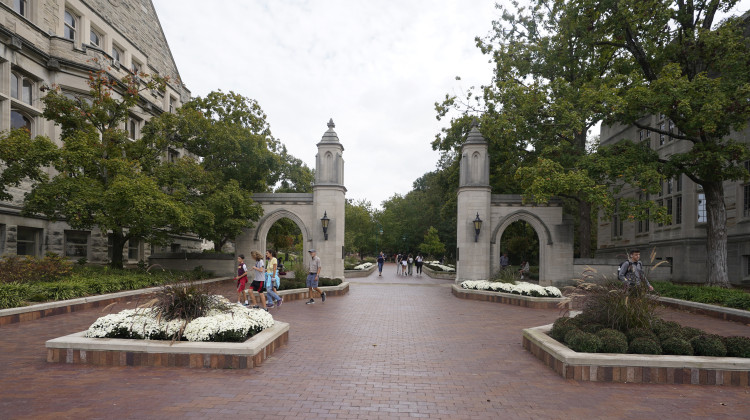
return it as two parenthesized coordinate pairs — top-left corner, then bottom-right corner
(110, 230), (127, 269)
(578, 200), (592, 258)
(703, 181), (730, 288)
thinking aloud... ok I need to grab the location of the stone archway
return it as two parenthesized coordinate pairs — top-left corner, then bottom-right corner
(490, 209), (553, 284)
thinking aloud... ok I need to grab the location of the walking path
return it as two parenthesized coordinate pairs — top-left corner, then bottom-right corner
(1, 263), (748, 419)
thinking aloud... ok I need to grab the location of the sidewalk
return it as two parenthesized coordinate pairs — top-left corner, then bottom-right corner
(0, 262), (747, 419)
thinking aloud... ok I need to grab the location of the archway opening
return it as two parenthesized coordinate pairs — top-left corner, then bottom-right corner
(265, 217), (303, 276)
(499, 220), (540, 282)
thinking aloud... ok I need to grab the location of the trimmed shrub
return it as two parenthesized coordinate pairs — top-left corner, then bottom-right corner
(723, 336), (750, 358)
(661, 337), (694, 356)
(657, 328), (685, 343)
(550, 317), (579, 342)
(629, 337), (662, 355)
(596, 329), (629, 353)
(681, 327), (706, 340)
(567, 332), (602, 353)
(690, 335), (727, 357)
(580, 323), (604, 334)
(626, 327), (658, 342)
(651, 319), (681, 336)
(564, 328), (584, 345)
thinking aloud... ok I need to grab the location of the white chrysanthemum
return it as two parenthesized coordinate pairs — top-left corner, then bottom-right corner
(353, 262), (373, 270)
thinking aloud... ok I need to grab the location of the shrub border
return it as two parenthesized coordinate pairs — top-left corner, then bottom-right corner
(46, 321), (289, 369)
(451, 284), (566, 309)
(0, 279), (350, 326)
(523, 324), (750, 386)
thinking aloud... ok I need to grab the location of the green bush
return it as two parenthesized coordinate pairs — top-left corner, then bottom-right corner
(0, 254), (73, 283)
(580, 323), (604, 334)
(652, 281), (750, 310)
(567, 332), (602, 353)
(580, 280), (659, 332)
(657, 328), (686, 342)
(0, 282), (31, 309)
(564, 328), (584, 345)
(629, 337), (662, 354)
(596, 329), (629, 353)
(661, 337), (694, 356)
(724, 294), (750, 310)
(723, 336), (750, 358)
(651, 319), (681, 336)
(550, 317), (579, 342)
(681, 327), (706, 340)
(690, 335), (727, 357)
(626, 327), (658, 342)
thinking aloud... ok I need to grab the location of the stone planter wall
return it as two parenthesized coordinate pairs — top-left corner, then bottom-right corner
(523, 324), (750, 386)
(344, 265), (377, 278)
(46, 322), (289, 370)
(657, 297), (750, 325)
(423, 265), (456, 280)
(451, 284), (566, 309)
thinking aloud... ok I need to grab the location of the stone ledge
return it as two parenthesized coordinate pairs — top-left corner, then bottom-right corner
(657, 297), (750, 325)
(45, 322), (289, 369)
(344, 265), (377, 278)
(523, 324), (750, 386)
(452, 284), (566, 309)
(423, 266), (456, 280)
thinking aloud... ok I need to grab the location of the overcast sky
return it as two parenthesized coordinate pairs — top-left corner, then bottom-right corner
(152, 0), (499, 209)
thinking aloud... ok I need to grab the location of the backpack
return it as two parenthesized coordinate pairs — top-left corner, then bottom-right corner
(274, 270), (280, 288)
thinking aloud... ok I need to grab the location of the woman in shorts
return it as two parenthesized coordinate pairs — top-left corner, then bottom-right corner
(248, 250), (267, 310)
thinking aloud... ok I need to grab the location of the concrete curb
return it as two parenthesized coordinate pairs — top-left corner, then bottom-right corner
(344, 265), (377, 278)
(523, 324), (750, 386)
(657, 296), (750, 325)
(451, 284), (567, 309)
(423, 266), (456, 280)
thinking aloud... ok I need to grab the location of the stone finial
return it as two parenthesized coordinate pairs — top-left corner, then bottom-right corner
(471, 117), (479, 129)
(327, 118), (335, 129)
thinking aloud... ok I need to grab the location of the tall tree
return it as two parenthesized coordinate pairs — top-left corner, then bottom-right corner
(345, 199), (376, 258)
(23, 69), (191, 268)
(573, 0), (750, 286)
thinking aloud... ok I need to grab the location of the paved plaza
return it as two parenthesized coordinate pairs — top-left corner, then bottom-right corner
(1, 264), (749, 419)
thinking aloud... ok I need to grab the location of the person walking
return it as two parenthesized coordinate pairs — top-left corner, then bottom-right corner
(396, 253), (402, 275)
(306, 249), (326, 304)
(234, 254), (249, 306)
(248, 251), (267, 310)
(618, 249), (653, 292)
(265, 250), (283, 308)
(415, 254), (423, 276)
(401, 255), (408, 276)
(500, 252), (510, 270)
(407, 253), (414, 275)
(377, 252), (385, 276)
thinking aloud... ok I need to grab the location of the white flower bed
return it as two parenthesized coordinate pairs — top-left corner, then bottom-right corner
(85, 298), (274, 342)
(461, 280), (562, 298)
(353, 262), (374, 270)
(426, 261), (456, 272)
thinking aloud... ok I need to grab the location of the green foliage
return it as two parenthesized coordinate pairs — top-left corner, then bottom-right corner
(580, 323), (604, 334)
(419, 226), (446, 259)
(0, 282), (31, 309)
(567, 331), (602, 353)
(550, 317), (579, 342)
(681, 327), (707, 341)
(0, 129), (58, 201)
(564, 328), (584, 345)
(628, 337), (662, 355)
(580, 281), (660, 332)
(500, 221), (539, 265)
(723, 336), (750, 358)
(149, 283), (227, 322)
(652, 282), (750, 310)
(489, 267), (519, 284)
(0, 254), (73, 283)
(595, 329), (629, 354)
(626, 328), (658, 343)
(345, 199), (377, 257)
(690, 335), (728, 357)
(661, 337), (694, 356)
(651, 319), (682, 336)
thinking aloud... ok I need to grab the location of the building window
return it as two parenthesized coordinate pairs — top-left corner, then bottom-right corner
(697, 193), (707, 223)
(22, 79), (32, 105)
(64, 231), (89, 258)
(659, 123), (666, 145)
(11, 110), (32, 133)
(169, 96), (177, 113)
(14, 0), (27, 17)
(743, 184), (750, 218)
(675, 196), (682, 225)
(128, 239), (141, 261)
(131, 60), (141, 75)
(10, 73), (19, 99)
(666, 178), (673, 195)
(744, 255), (750, 277)
(128, 118), (139, 140)
(16, 226), (40, 256)
(168, 148), (180, 163)
(657, 199), (664, 227)
(676, 175), (682, 192)
(112, 45), (122, 65)
(11, 73), (34, 105)
(612, 204), (623, 238)
(170, 243), (181, 253)
(90, 29), (101, 47)
(64, 10), (77, 41)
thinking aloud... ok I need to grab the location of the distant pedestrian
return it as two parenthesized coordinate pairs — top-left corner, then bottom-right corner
(377, 252), (385, 276)
(618, 249), (653, 292)
(306, 249), (326, 304)
(265, 250), (283, 308)
(396, 253), (403, 275)
(407, 254), (414, 275)
(248, 251), (267, 310)
(235, 254), (249, 306)
(415, 254), (423, 276)
(500, 253), (509, 270)
(401, 255), (407, 276)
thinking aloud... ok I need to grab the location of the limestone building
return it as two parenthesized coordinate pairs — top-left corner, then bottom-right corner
(0, 0), (199, 263)
(597, 115), (750, 285)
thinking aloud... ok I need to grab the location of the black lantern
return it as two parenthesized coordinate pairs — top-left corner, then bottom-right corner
(473, 212), (483, 242)
(321, 211), (330, 240)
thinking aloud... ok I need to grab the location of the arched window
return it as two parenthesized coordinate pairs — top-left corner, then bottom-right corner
(22, 79), (32, 105)
(10, 73), (19, 99)
(11, 110), (32, 133)
(64, 10), (77, 41)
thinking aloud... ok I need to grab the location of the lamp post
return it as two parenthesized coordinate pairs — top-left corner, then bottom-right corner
(473, 212), (483, 242)
(321, 211), (330, 240)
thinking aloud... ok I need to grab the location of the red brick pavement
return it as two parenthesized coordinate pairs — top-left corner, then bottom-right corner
(1, 263), (749, 419)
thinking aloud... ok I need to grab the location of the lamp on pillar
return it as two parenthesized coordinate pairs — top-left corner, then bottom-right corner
(321, 211), (330, 240)
(473, 212), (483, 242)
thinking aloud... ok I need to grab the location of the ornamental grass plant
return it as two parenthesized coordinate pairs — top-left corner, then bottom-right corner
(580, 280), (660, 332)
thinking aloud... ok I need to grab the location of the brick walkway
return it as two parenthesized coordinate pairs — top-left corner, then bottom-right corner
(1, 263), (749, 419)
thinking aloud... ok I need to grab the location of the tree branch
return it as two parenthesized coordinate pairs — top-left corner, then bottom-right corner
(632, 121), (695, 142)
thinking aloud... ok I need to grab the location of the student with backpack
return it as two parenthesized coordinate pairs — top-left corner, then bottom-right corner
(618, 249), (653, 291)
(248, 251), (268, 310)
(265, 250), (283, 308)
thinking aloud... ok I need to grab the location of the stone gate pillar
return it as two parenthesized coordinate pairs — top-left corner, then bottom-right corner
(456, 122), (491, 283)
(313, 119), (346, 280)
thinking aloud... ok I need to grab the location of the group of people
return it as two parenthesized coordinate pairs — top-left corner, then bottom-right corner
(234, 248), (326, 310)
(394, 252), (423, 276)
(499, 252), (531, 280)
